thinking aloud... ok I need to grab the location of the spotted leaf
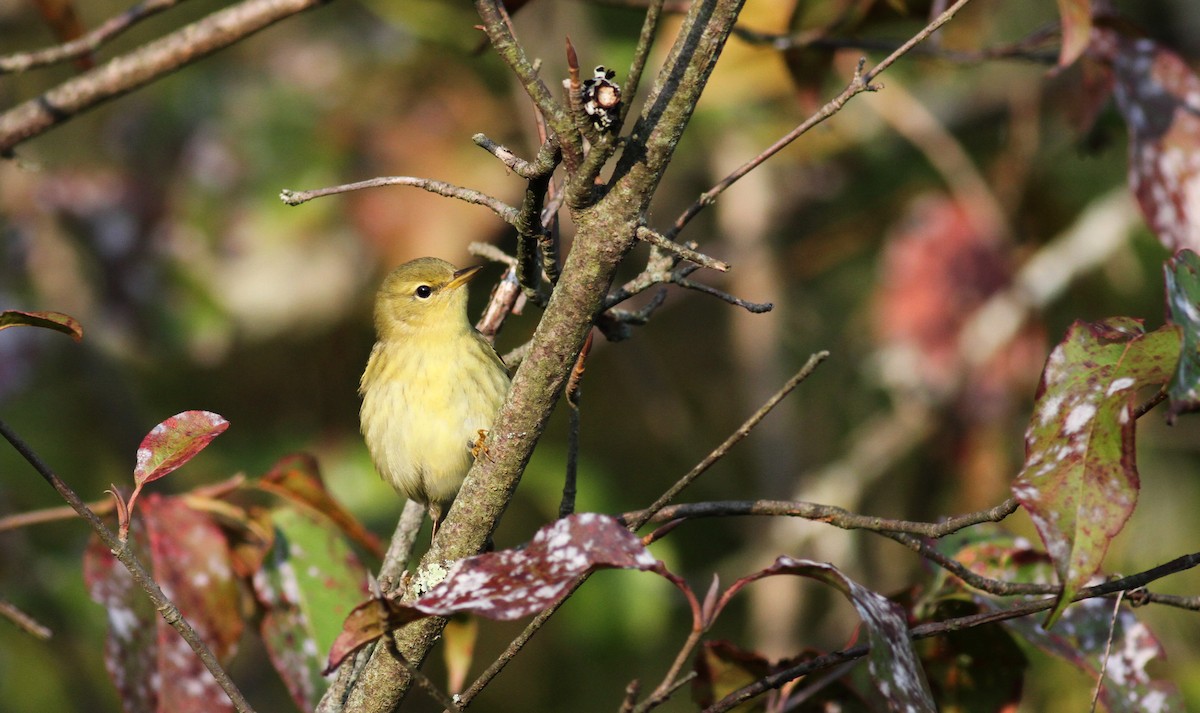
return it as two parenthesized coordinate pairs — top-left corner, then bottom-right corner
(720, 557), (935, 713)
(1090, 29), (1200, 252)
(1013, 318), (1180, 626)
(134, 411), (229, 486)
(325, 513), (660, 673)
(83, 495), (242, 713)
(253, 505), (370, 710)
(947, 535), (1183, 713)
(1165, 249), (1200, 421)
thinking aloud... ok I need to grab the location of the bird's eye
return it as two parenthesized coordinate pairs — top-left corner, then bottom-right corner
(415, 285), (433, 299)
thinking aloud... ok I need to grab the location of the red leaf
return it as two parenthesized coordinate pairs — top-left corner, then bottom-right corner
(1091, 29), (1200, 252)
(83, 495), (243, 713)
(134, 411), (229, 486)
(257, 453), (384, 559)
(0, 309), (83, 341)
(325, 514), (659, 672)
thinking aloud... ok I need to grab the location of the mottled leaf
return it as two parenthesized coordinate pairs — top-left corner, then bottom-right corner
(1013, 318), (1179, 625)
(83, 495), (242, 713)
(253, 505), (370, 711)
(1057, 0), (1092, 67)
(948, 536), (1183, 713)
(134, 411), (230, 486)
(723, 557), (935, 713)
(1165, 249), (1200, 421)
(1091, 29), (1200, 252)
(0, 309), (83, 341)
(326, 513), (660, 672)
(257, 453), (384, 559)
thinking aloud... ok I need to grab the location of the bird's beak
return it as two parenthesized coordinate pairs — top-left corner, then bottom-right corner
(446, 265), (483, 291)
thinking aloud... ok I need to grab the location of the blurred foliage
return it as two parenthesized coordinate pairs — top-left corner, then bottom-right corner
(4, 0), (1200, 711)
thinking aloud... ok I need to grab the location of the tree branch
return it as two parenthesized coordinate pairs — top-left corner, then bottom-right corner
(0, 0), (331, 156)
(280, 176), (518, 223)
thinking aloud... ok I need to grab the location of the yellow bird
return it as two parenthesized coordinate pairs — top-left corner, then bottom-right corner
(359, 258), (510, 537)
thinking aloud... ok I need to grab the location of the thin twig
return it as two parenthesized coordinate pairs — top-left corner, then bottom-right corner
(560, 331), (593, 518)
(636, 227), (729, 272)
(629, 352), (829, 531)
(624, 497), (1020, 538)
(0, 417), (256, 713)
(0, 0), (326, 156)
(280, 177), (518, 223)
(0, 0), (184, 74)
(666, 0), (977, 240)
(377, 499), (426, 595)
(619, 0), (667, 129)
(385, 639), (463, 713)
(0, 498), (115, 532)
(633, 630), (704, 713)
(674, 277), (772, 313)
(1090, 589), (1125, 713)
(0, 597), (52, 640)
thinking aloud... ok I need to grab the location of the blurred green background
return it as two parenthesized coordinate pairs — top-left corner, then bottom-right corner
(3, 0), (1200, 710)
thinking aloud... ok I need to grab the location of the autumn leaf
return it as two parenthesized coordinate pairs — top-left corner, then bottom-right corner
(1165, 249), (1200, 422)
(83, 495), (243, 713)
(1090, 29), (1200, 252)
(325, 514), (660, 673)
(718, 557), (935, 713)
(1012, 318), (1180, 626)
(134, 411), (230, 486)
(0, 310), (83, 341)
(1056, 0), (1092, 67)
(947, 535), (1183, 713)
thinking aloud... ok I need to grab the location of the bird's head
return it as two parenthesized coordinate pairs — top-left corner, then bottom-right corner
(373, 257), (482, 340)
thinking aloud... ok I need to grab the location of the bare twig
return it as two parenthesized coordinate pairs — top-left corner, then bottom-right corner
(624, 497), (1020, 538)
(0, 417), (256, 713)
(0, 0), (328, 156)
(666, 0), (977, 240)
(0, 597), (52, 640)
(674, 276), (772, 313)
(1090, 589), (1126, 713)
(560, 331), (594, 518)
(376, 500), (426, 595)
(0, 498), (115, 532)
(629, 352), (830, 532)
(620, 0), (667, 129)
(384, 640), (463, 712)
(280, 177), (518, 223)
(0, 0), (184, 74)
(636, 226), (729, 272)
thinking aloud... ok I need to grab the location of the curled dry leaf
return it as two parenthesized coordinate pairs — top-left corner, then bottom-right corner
(0, 309), (83, 341)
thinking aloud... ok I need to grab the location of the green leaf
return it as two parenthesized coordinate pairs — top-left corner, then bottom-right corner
(0, 309), (83, 341)
(1165, 249), (1200, 422)
(1012, 318), (1180, 626)
(254, 505), (370, 710)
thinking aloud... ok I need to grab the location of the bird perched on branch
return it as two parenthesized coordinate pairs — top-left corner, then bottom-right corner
(360, 257), (510, 538)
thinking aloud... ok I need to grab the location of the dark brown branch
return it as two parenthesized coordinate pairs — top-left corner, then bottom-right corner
(0, 0), (184, 74)
(0, 0), (330, 156)
(0, 417), (256, 713)
(279, 177), (518, 223)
